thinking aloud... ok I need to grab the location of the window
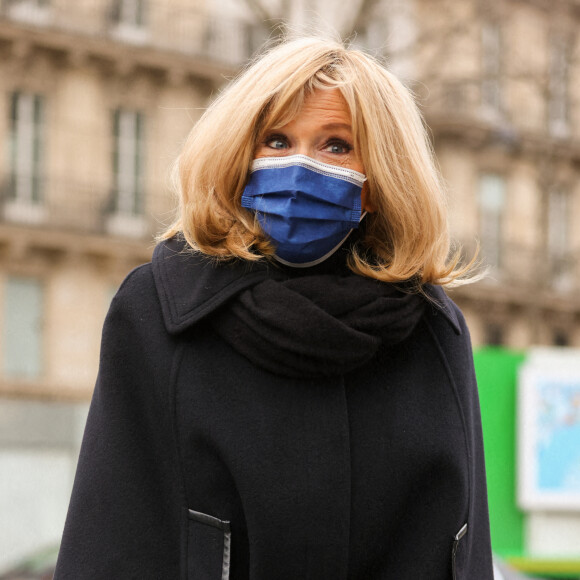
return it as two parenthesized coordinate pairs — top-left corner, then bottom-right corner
(5, 0), (51, 25)
(478, 173), (505, 270)
(110, 0), (148, 43)
(112, 0), (147, 27)
(484, 323), (504, 347)
(547, 187), (571, 287)
(5, 92), (46, 223)
(112, 109), (144, 216)
(548, 36), (569, 137)
(105, 109), (146, 237)
(2, 277), (44, 379)
(553, 330), (569, 347)
(481, 21), (502, 117)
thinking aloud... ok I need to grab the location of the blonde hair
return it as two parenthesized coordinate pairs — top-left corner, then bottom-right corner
(160, 36), (474, 286)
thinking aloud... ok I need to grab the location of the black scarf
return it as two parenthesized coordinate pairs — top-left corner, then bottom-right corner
(211, 271), (426, 378)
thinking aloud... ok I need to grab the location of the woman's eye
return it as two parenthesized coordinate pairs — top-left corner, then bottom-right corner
(266, 137), (288, 149)
(324, 140), (351, 154)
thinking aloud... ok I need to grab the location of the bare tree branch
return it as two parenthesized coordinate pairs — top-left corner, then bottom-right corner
(240, 0), (276, 23)
(240, 0), (290, 38)
(242, 0), (384, 39)
(349, 0), (382, 34)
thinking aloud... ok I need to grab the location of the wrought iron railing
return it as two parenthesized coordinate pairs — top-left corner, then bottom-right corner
(422, 77), (509, 127)
(0, 174), (170, 239)
(0, 0), (267, 67)
(461, 237), (580, 294)
(1, 175), (578, 290)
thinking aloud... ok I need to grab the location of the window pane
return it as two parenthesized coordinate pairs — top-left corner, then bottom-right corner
(481, 22), (501, 112)
(112, 108), (145, 216)
(482, 23), (500, 75)
(112, 109), (120, 212)
(8, 92), (45, 204)
(134, 111), (145, 215)
(479, 174), (505, 210)
(136, 0), (147, 26)
(8, 93), (18, 192)
(548, 188), (568, 257)
(3, 277), (44, 378)
(553, 330), (569, 347)
(478, 173), (505, 269)
(548, 37), (569, 135)
(113, 0), (147, 27)
(118, 109), (136, 213)
(32, 95), (44, 203)
(484, 323), (504, 346)
(548, 188), (571, 287)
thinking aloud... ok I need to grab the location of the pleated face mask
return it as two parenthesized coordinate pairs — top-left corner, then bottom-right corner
(241, 154), (367, 267)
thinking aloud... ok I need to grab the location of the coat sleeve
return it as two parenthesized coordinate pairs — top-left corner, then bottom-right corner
(452, 305), (494, 578)
(427, 299), (495, 579)
(54, 265), (185, 579)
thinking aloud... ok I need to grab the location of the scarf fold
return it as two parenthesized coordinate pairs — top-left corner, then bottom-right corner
(210, 273), (426, 378)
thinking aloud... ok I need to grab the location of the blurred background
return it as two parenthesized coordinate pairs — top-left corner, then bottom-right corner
(0, 0), (579, 578)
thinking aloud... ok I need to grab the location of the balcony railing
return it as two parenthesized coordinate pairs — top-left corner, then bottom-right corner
(423, 78), (508, 126)
(1, 176), (578, 293)
(0, 0), (267, 67)
(462, 238), (580, 294)
(0, 174), (168, 239)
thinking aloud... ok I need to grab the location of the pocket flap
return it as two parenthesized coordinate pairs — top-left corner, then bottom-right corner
(452, 522), (468, 580)
(187, 509), (231, 580)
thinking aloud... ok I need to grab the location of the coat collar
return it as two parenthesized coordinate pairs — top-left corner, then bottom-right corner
(151, 237), (462, 336)
(422, 283), (462, 335)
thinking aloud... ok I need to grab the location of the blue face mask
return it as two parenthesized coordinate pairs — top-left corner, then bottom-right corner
(241, 154), (367, 267)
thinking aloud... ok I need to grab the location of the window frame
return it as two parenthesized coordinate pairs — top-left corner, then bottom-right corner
(477, 172), (506, 272)
(2, 276), (45, 380)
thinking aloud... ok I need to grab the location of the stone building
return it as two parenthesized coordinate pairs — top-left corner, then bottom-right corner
(0, 0), (261, 570)
(414, 0), (580, 349)
(0, 0), (579, 571)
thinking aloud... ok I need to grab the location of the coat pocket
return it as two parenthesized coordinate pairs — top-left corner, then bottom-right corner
(187, 509), (231, 580)
(451, 523), (468, 580)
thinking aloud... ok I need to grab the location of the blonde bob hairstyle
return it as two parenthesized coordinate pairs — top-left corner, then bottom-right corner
(160, 36), (474, 286)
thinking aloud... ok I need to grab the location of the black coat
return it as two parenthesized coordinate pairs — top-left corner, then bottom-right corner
(55, 237), (494, 579)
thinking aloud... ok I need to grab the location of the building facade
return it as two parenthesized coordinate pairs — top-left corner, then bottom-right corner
(0, 0), (579, 572)
(414, 0), (580, 348)
(0, 0), (264, 570)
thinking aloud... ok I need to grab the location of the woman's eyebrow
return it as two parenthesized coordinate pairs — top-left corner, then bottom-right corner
(320, 122), (353, 131)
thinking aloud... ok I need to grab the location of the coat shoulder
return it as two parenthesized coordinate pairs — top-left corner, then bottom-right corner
(112, 262), (156, 308)
(107, 262), (163, 329)
(422, 289), (477, 392)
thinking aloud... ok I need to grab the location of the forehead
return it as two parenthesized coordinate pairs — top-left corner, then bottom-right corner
(264, 87), (354, 133)
(297, 88), (352, 124)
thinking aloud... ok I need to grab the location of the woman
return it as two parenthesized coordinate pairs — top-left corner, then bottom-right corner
(55, 37), (494, 579)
